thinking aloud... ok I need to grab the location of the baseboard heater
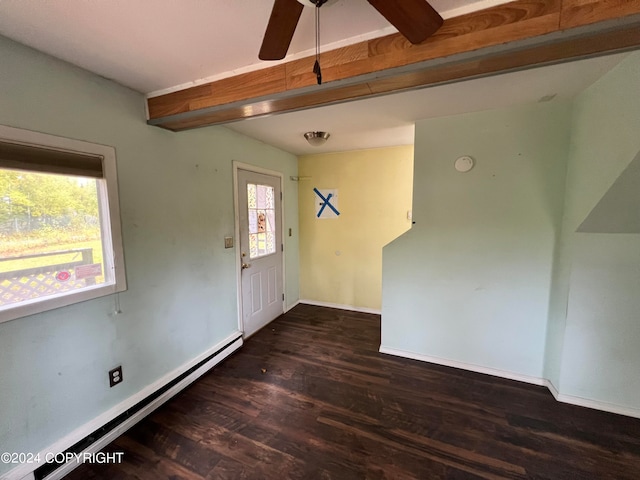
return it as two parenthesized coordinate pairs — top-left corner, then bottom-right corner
(34, 334), (243, 480)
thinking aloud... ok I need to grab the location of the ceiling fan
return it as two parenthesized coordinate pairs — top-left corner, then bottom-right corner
(259, 0), (444, 61)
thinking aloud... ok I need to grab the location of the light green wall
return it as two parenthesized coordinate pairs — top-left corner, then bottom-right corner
(383, 52), (640, 413)
(545, 52), (640, 407)
(298, 146), (413, 310)
(0, 35), (298, 472)
(382, 101), (571, 377)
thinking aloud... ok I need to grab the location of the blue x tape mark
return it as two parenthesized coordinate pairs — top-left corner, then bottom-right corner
(314, 188), (340, 218)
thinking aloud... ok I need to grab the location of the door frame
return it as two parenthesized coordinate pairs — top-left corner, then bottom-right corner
(232, 161), (286, 336)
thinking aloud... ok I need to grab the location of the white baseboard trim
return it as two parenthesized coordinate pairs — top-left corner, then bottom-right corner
(380, 346), (640, 419)
(545, 377), (640, 418)
(284, 300), (300, 313)
(556, 389), (640, 419)
(379, 346), (546, 386)
(299, 299), (381, 315)
(543, 378), (560, 400)
(2, 331), (243, 480)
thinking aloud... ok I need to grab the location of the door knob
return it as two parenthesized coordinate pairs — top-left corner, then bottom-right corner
(241, 262), (251, 270)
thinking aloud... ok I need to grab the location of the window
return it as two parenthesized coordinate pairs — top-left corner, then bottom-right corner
(0, 125), (126, 323)
(247, 183), (276, 259)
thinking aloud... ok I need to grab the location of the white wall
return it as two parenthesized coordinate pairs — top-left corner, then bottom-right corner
(0, 35), (299, 474)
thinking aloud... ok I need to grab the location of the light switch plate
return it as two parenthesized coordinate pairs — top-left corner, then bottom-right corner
(224, 236), (233, 248)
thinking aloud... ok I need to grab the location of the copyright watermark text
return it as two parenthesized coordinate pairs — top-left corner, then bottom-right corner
(1, 451), (124, 465)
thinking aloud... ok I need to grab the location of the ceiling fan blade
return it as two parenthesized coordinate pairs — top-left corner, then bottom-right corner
(259, 0), (305, 60)
(367, 0), (443, 44)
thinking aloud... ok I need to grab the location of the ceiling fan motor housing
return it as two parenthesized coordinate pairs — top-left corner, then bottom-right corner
(296, 0), (334, 6)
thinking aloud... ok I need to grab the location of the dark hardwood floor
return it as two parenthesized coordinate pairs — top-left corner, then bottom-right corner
(65, 304), (640, 479)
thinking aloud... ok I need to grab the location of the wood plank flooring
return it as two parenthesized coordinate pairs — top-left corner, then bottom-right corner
(65, 304), (640, 479)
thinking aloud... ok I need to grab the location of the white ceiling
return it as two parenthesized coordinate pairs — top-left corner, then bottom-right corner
(0, 1), (627, 156)
(0, 0), (510, 95)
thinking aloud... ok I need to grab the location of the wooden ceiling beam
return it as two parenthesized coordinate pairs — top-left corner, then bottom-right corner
(147, 0), (640, 131)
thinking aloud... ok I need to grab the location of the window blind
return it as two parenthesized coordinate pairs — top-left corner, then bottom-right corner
(0, 140), (103, 178)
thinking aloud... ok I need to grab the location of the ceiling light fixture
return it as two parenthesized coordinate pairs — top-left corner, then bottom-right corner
(304, 131), (330, 146)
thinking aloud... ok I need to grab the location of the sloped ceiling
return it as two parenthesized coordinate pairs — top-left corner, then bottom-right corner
(578, 150), (640, 234)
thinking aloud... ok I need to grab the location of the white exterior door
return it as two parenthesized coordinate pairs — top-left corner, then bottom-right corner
(237, 168), (284, 337)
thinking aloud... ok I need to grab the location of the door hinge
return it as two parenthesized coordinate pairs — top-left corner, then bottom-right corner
(281, 243), (284, 252)
(282, 293), (285, 301)
(280, 191), (283, 201)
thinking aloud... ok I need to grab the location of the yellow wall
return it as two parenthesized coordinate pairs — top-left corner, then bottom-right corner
(298, 145), (413, 310)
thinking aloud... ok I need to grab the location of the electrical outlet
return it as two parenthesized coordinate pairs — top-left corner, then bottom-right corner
(109, 366), (123, 387)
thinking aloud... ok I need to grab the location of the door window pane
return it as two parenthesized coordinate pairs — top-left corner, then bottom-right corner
(249, 233), (258, 258)
(266, 232), (275, 253)
(266, 210), (275, 233)
(247, 183), (257, 208)
(249, 210), (257, 234)
(265, 186), (274, 209)
(257, 185), (267, 209)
